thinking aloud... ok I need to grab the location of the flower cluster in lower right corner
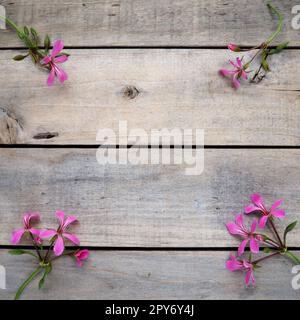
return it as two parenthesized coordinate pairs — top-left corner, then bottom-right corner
(225, 193), (300, 286)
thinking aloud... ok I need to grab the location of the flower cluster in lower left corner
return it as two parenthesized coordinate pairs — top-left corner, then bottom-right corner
(10, 211), (89, 300)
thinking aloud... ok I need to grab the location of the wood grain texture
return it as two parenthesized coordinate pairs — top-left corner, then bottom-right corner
(0, 49), (300, 145)
(0, 0), (298, 47)
(0, 250), (299, 300)
(0, 148), (300, 247)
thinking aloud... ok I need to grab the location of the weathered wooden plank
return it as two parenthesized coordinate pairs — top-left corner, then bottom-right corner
(0, 148), (300, 247)
(0, 250), (298, 300)
(0, 0), (298, 47)
(0, 49), (300, 145)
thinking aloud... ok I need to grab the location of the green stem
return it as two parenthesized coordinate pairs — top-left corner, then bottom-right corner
(284, 251), (300, 265)
(15, 266), (42, 300)
(268, 219), (284, 248)
(29, 233), (43, 262)
(0, 16), (36, 49)
(252, 252), (279, 264)
(266, 2), (283, 45)
(43, 239), (56, 263)
(0, 16), (22, 34)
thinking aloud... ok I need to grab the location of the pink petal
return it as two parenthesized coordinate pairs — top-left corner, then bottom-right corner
(232, 74), (240, 89)
(55, 211), (65, 227)
(271, 199), (283, 211)
(39, 229), (57, 239)
(259, 215), (268, 229)
(51, 40), (64, 57)
(23, 213), (40, 228)
(219, 69), (235, 77)
(77, 249), (89, 260)
(226, 222), (241, 235)
(54, 55), (68, 63)
(62, 216), (78, 229)
(76, 258), (83, 267)
(251, 193), (264, 208)
(238, 239), (248, 256)
(241, 70), (248, 80)
(41, 56), (51, 65)
(63, 232), (80, 245)
(271, 209), (285, 219)
(250, 237), (259, 254)
(54, 66), (68, 83)
(229, 59), (238, 68)
(29, 228), (40, 236)
(244, 205), (258, 214)
(53, 235), (65, 256)
(235, 214), (244, 228)
(34, 236), (43, 245)
(243, 260), (252, 269)
(228, 43), (239, 52)
(11, 229), (25, 244)
(236, 57), (242, 68)
(23, 212), (39, 227)
(245, 269), (252, 285)
(250, 219), (257, 233)
(226, 255), (243, 271)
(47, 68), (55, 86)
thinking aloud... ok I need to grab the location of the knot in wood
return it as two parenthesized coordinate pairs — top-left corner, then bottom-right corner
(123, 86), (139, 100)
(0, 107), (22, 144)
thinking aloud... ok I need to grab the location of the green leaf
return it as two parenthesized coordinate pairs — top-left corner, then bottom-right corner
(261, 50), (270, 72)
(44, 35), (51, 51)
(23, 26), (29, 36)
(269, 42), (289, 55)
(261, 59), (270, 71)
(30, 27), (38, 38)
(13, 54), (29, 61)
(15, 266), (42, 300)
(38, 264), (52, 290)
(284, 250), (300, 265)
(30, 27), (39, 46)
(284, 221), (298, 244)
(8, 249), (37, 258)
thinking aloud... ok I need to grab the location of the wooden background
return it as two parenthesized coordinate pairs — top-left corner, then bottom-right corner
(0, 0), (300, 299)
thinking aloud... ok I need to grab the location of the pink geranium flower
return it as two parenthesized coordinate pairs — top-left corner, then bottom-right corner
(226, 254), (255, 286)
(219, 57), (248, 89)
(226, 214), (262, 256)
(41, 40), (68, 86)
(11, 213), (40, 244)
(245, 194), (285, 228)
(40, 211), (80, 256)
(74, 249), (89, 267)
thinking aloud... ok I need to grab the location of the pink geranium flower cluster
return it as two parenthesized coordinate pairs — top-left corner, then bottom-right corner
(219, 3), (288, 89)
(226, 194), (300, 286)
(10, 211), (89, 299)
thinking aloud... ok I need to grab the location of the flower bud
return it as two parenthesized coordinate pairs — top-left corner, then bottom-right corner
(228, 43), (241, 52)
